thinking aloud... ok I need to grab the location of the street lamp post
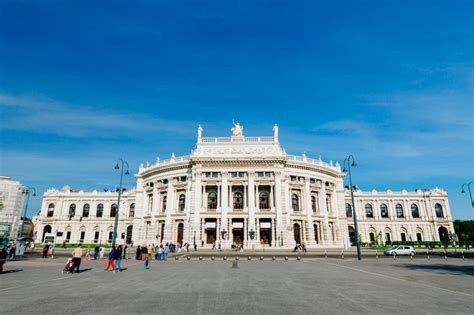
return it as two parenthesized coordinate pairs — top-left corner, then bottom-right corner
(461, 182), (474, 208)
(343, 155), (362, 261)
(19, 186), (36, 240)
(112, 159), (130, 248)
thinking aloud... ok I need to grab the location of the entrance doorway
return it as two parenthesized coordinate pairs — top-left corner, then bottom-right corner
(232, 228), (244, 244)
(438, 226), (449, 242)
(177, 223), (184, 245)
(126, 225), (133, 244)
(259, 220), (272, 245)
(348, 226), (355, 245)
(293, 223), (301, 245)
(42, 225), (52, 242)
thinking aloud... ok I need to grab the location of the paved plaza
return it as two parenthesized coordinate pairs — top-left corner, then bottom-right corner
(1, 256), (472, 314)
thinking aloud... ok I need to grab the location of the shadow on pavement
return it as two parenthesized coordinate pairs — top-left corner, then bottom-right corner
(395, 264), (474, 276)
(1, 269), (24, 274)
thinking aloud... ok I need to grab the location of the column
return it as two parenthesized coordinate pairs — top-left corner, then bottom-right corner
(194, 173), (202, 244)
(274, 172), (283, 246)
(319, 182), (331, 244)
(283, 176), (293, 248)
(221, 173), (229, 241)
(152, 186), (159, 214)
(304, 177), (316, 246)
(163, 179), (175, 242)
(270, 185), (274, 209)
(248, 172), (257, 246)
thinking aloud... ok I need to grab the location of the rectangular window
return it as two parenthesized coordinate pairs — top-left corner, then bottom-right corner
(416, 233), (422, 242)
(108, 231), (113, 243)
(257, 172), (264, 177)
(148, 194), (153, 212)
(66, 231), (71, 241)
(401, 233), (407, 242)
(94, 231), (99, 243)
(310, 178), (316, 184)
(80, 231), (85, 242)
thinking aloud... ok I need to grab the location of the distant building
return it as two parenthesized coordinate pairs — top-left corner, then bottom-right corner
(34, 124), (454, 248)
(0, 176), (26, 244)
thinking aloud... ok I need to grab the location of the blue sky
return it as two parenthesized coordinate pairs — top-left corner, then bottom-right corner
(0, 1), (472, 219)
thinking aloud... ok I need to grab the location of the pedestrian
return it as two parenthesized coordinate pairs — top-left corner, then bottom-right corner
(158, 245), (163, 260)
(123, 245), (127, 259)
(85, 247), (91, 260)
(201, 240), (204, 247)
(0, 247), (8, 273)
(144, 256), (150, 270)
(105, 247), (115, 271)
(9, 244), (16, 259)
(114, 245), (123, 272)
(147, 244), (153, 260)
(99, 246), (105, 259)
(42, 244), (49, 259)
(136, 246), (141, 260)
(194, 242), (197, 251)
(141, 245), (148, 261)
(71, 244), (83, 273)
(94, 246), (99, 260)
(164, 243), (169, 261)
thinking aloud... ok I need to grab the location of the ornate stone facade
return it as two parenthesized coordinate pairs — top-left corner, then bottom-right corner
(34, 124), (455, 248)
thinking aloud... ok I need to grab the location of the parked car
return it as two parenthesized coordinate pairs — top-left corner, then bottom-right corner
(384, 245), (416, 256)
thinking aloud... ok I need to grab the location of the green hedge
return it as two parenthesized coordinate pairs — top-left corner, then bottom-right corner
(35, 243), (113, 249)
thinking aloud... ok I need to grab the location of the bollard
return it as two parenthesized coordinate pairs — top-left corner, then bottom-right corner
(324, 250), (327, 261)
(211, 256), (215, 261)
(297, 256), (301, 261)
(260, 256), (264, 261)
(223, 256), (227, 261)
(285, 256), (289, 261)
(248, 256), (251, 260)
(376, 251), (379, 261)
(199, 256), (203, 261)
(176, 256), (179, 261)
(236, 256), (240, 261)
(341, 251), (344, 260)
(187, 256), (191, 260)
(461, 250), (464, 260)
(393, 252), (396, 260)
(272, 256), (276, 261)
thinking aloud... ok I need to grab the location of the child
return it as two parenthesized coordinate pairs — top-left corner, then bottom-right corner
(144, 257), (150, 270)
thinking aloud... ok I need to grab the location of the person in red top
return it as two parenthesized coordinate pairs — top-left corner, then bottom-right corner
(42, 244), (49, 259)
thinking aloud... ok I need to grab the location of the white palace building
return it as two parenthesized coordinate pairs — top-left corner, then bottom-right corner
(34, 123), (455, 249)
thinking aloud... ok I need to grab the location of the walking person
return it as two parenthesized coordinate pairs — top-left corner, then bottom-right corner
(114, 245), (123, 272)
(147, 244), (153, 261)
(71, 244), (83, 273)
(94, 246), (99, 260)
(0, 247), (8, 273)
(164, 243), (169, 261)
(141, 245), (148, 261)
(105, 247), (115, 271)
(158, 245), (163, 261)
(122, 245), (127, 259)
(144, 255), (150, 270)
(42, 244), (49, 259)
(136, 246), (141, 260)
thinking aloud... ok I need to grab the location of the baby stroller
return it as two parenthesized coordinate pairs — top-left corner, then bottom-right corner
(63, 257), (74, 273)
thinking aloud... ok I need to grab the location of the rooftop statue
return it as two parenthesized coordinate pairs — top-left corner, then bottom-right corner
(197, 124), (203, 139)
(231, 120), (244, 137)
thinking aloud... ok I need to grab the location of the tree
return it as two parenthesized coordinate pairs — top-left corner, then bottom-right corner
(453, 220), (474, 241)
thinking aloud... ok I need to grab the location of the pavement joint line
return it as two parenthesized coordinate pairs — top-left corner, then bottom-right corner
(323, 261), (474, 298)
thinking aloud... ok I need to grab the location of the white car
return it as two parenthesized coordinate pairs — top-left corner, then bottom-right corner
(384, 245), (416, 256)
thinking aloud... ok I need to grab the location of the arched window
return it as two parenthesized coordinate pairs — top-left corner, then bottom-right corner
(346, 203), (352, 217)
(411, 204), (419, 218)
(380, 204), (388, 218)
(47, 203), (55, 217)
(233, 192), (243, 209)
(96, 204), (104, 217)
(259, 191), (269, 209)
(82, 204), (90, 217)
(311, 195), (317, 213)
(292, 194), (299, 212)
(129, 203), (135, 218)
(110, 204), (117, 218)
(178, 194), (186, 211)
(435, 203), (444, 218)
(396, 204), (404, 218)
(365, 204), (373, 218)
(208, 192), (217, 209)
(69, 204), (76, 218)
